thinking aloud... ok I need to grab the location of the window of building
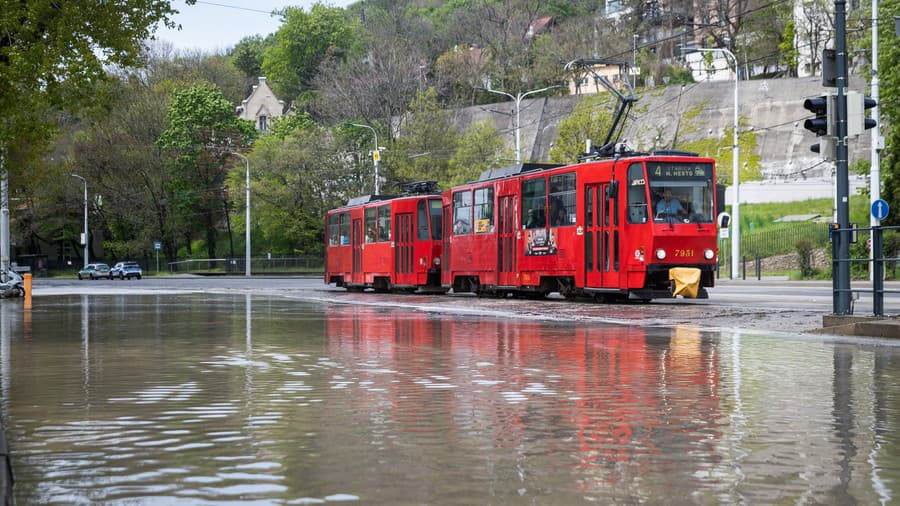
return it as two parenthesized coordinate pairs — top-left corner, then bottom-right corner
(259, 115), (268, 132)
(474, 187), (494, 233)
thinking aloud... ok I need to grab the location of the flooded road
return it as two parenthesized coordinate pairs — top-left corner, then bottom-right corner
(2, 292), (900, 504)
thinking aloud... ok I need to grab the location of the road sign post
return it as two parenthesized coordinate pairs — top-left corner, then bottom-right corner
(154, 241), (162, 274)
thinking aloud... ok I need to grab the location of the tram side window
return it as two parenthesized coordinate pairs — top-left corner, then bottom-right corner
(522, 178), (546, 229)
(474, 187), (494, 234)
(453, 190), (473, 235)
(429, 199), (442, 240)
(340, 212), (350, 244)
(328, 214), (340, 246)
(365, 208), (377, 243)
(378, 205), (391, 242)
(549, 173), (576, 227)
(417, 200), (430, 240)
(626, 163), (649, 224)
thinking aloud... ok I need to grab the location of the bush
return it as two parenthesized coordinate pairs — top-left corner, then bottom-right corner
(796, 238), (817, 278)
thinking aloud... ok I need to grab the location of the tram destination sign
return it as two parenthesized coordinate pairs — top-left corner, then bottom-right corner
(648, 163), (713, 180)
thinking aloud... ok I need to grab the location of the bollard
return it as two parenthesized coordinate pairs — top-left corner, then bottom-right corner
(24, 273), (32, 309)
(756, 255), (761, 280)
(742, 256), (746, 280)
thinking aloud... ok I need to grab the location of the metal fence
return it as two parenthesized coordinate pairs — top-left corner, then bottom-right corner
(167, 256), (323, 275)
(718, 222), (831, 278)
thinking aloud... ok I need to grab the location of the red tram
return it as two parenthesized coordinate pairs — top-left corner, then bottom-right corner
(324, 182), (445, 293)
(442, 151), (719, 301)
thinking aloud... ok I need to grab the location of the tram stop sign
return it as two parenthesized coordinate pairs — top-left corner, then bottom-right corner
(872, 199), (890, 221)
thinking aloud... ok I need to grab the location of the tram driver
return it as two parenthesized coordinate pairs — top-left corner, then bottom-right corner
(655, 188), (686, 219)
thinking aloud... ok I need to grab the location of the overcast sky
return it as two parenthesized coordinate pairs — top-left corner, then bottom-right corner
(153, 0), (356, 53)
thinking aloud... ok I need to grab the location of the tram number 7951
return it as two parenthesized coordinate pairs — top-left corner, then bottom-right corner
(673, 249), (695, 258)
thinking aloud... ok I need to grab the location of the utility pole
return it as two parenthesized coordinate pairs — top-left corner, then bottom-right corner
(0, 148), (8, 278)
(70, 174), (88, 269)
(350, 123), (380, 194)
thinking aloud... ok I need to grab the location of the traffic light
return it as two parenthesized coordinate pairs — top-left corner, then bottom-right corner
(863, 96), (877, 130)
(847, 91), (877, 136)
(803, 95), (833, 137)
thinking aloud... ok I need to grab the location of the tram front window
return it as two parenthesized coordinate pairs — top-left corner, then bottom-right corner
(646, 162), (714, 224)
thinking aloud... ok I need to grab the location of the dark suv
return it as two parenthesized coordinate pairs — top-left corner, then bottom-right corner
(110, 261), (143, 280)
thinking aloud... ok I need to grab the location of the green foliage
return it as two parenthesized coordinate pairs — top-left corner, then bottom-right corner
(261, 4), (359, 100)
(448, 121), (510, 186)
(230, 34), (274, 79)
(779, 21), (799, 75)
(796, 238), (818, 278)
(391, 88), (460, 189)
(267, 112), (316, 139)
(549, 93), (616, 163)
(0, 0), (186, 183)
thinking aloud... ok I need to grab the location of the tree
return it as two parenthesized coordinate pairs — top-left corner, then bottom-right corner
(158, 85), (256, 259)
(549, 93), (616, 163)
(261, 4), (359, 101)
(230, 34), (275, 79)
(869, 0), (900, 225)
(0, 0), (189, 181)
(390, 88), (461, 189)
(448, 121), (510, 186)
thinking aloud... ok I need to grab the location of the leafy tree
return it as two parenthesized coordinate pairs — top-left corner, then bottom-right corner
(158, 85), (256, 259)
(0, 0), (188, 195)
(448, 121), (510, 186)
(261, 4), (359, 100)
(230, 34), (275, 79)
(870, 0), (900, 225)
(549, 93), (617, 163)
(232, 124), (363, 255)
(390, 88), (460, 189)
(779, 21), (800, 77)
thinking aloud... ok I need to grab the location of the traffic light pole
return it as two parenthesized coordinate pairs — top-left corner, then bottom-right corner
(834, 0), (852, 314)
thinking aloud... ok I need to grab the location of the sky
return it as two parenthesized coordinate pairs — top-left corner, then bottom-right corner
(153, 0), (356, 53)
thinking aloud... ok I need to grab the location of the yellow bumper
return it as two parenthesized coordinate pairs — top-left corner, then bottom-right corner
(668, 267), (702, 298)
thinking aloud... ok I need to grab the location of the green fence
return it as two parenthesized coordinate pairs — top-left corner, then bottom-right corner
(718, 222), (831, 276)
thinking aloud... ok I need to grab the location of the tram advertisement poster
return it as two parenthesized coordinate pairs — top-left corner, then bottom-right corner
(525, 229), (558, 256)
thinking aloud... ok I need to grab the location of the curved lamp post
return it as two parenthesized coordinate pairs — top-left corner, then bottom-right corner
(476, 85), (563, 164)
(70, 174), (88, 268)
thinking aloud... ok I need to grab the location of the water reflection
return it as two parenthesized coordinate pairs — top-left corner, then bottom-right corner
(1, 295), (900, 503)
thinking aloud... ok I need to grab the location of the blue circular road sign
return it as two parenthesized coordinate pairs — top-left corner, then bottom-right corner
(872, 199), (890, 221)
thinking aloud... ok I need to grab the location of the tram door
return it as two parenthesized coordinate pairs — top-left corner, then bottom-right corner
(394, 212), (415, 286)
(497, 194), (518, 286)
(441, 204), (451, 283)
(584, 183), (619, 288)
(351, 217), (364, 285)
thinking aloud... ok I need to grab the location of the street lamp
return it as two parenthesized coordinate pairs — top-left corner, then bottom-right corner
(70, 174), (88, 268)
(693, 47), (740, 280)
(228, 152), (251, 277)
(349, 123), (380, 195)
(476, 84), (563, 164)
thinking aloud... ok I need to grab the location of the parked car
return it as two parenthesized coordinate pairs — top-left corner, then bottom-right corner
(77, 263), (111, 280)
(110, 261), (143, 280)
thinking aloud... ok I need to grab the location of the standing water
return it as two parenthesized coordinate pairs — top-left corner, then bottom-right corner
(1, 293), (900, 504)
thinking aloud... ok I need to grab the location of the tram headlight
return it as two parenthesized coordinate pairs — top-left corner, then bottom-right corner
(433, 257), (441, 266)
(704, 249), (715, 260)
(655, 248), (666, 260)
